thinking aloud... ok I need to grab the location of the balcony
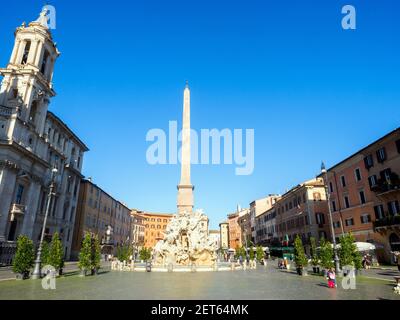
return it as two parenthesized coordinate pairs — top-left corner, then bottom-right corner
(374, 215), (400, 232)
(371, 173), (400, 197)
(0, 105), (13, 117)
(9, 204), (26, 221)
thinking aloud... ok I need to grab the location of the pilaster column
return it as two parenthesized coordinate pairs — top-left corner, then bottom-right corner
(10, 39), (21, 65)
(15, 40), (25, 65)
(0, 168), (17, 241)
(20, 182), (41, 239)
(34, 41), (44, 67)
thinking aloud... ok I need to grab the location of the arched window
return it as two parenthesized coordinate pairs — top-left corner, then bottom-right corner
(21, 40), (31, 64)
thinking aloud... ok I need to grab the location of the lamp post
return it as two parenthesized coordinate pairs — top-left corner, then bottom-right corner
(32, 167), (58, 279)
(321, 162), (341, 275)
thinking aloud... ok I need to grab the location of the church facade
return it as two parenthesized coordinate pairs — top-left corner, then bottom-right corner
(0, 9), (88, 262)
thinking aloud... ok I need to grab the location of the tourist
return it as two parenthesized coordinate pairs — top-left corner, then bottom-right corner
(253, 257), (257, 269)
(327, 268), (336, 288)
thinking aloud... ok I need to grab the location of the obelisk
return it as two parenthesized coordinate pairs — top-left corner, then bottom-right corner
(177, 81), (194, 215)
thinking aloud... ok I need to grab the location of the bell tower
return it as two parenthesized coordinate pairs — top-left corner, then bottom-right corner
(0, 7), (60, 138)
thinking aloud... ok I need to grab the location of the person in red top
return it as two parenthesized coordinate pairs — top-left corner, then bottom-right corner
(327, 268), (337, 288)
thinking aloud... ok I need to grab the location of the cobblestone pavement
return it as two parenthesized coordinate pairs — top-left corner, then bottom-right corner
(0, 262), (399, 300)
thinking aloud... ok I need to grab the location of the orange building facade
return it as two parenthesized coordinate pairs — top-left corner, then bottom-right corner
(228, 212), (241, 250)
(142, 212), (173, 249)
(326, 128), (400, 263)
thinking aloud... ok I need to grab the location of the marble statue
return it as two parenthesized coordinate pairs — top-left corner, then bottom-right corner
(153, 209), (217, 266)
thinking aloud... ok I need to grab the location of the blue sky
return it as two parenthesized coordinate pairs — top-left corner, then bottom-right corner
(1, 0), (399, 229)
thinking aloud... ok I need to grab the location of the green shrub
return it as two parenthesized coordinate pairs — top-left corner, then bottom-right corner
(12, 235), (34, 275)
(310, 237), (319, 266)
(339, 233), (362, 269)
(319, 238), (334, 269)
(256, 246), (264, 261)
(78, 233), (92, 271)
(294, 235), (308, 268)
(92, 235), (101, 270)
(49, 232), (64, 271)
(41, 241), (50, 266)
(139, 247), (152, 261)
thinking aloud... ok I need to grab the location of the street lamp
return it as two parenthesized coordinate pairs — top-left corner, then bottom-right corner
(32, 167), (58, 279)
(321, 162), (341, 275)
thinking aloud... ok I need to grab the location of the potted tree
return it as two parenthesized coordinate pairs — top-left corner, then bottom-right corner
(339, 233), (361, 276)
(12, 235), (34, 280)
(310, 237), (320, 274)
(256, 246), (264, 263)
(91, 235), (101, 275)
(294, 235), (308, 276)
(41, 241), (51, 266)
(78, 233), (92, 276)
(49, 232), (64, 276)
(319, 238), (334, 276)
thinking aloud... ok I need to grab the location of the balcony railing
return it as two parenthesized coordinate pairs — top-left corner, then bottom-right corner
(0, 241), (17, 266)
(0, 105), (13, 117)
(371, 173), (400, 195)
(374, 215), (400, 229)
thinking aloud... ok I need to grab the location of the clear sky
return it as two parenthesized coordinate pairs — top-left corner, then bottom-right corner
(1, 0), (399, 229)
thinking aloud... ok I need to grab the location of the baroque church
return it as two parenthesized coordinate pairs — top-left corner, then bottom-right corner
(0, 9), (88, 262)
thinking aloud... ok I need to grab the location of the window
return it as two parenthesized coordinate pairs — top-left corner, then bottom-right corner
(376, 147), (387, 163)
(360, 214), (371, 224)
(316, 213), (325, 225)
(329, 182), (334, 193)
(40, 50), (49, 75)
(341, 175), (346, 187)
(388, 200), (400, 215)
(355, 168), (362, 181)
(331, 200), (337, 212)
(359, 191), (366, 205)
(12, 88), (18, 99)
(344, 196), (350, 209)
(163, 219), (167, 223)
(368, 175), (378, 189)
(313, 192), (321, 201)
(157, 218), (161, 222)
(380, 168), (392, 183)
(374, 205), (384, 220)
(15, 184), (24, 204)
(364, 155), (374, 170)
(319, 231), (327, 239)
(21, 40), (31, 64)
(345, 218), (354, 226)
(29, 101), (38, 123)
(333, 221), (341, 228)
(396, 139), (400, 154)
